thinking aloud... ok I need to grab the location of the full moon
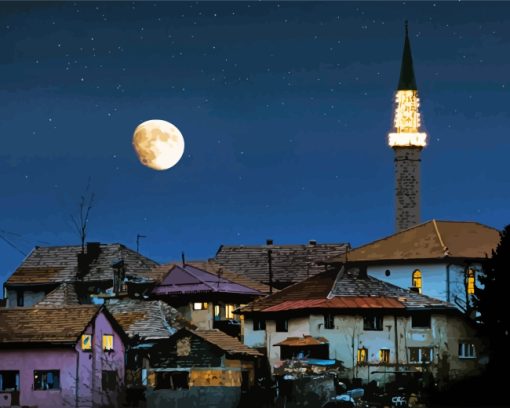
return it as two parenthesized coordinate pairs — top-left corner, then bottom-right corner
(132, 119), (185, 171)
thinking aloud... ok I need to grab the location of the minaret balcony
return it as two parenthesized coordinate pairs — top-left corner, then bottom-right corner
(388, 132), (427, 148)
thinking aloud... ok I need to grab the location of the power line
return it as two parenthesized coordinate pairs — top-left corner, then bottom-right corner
(0, 232), (27, 256)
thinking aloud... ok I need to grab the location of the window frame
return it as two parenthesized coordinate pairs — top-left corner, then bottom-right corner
(275, 318), (288, 332)
(363, 315), (383, 331)
(253, 317), (266, 331)
(411, 313), (431, 328)
(33, 370), (60, 391)
(357, 347), (368, 364)
(0, 370), (19, 391)
(324, 313), (335, 330)
(16, 290), (24, 307)
(102, 334), (114, 351)
(412, 269), (422, 293)
(408, 347), (433, 364)
(466, 269), (475, 296)
(81, 334), (92, 351)
(379, 348), (390, 364)
(458, 342), (476, 359)
(101, 370), (117, 391)
(193, 302), (208, 311)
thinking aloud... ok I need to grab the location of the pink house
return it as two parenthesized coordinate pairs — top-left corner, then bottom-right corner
(0, 305), (126, 408)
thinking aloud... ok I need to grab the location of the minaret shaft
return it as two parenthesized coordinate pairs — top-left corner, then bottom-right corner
(394, 147), (421, 231)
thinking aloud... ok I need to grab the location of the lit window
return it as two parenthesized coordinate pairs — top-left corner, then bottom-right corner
(458, 342), (476, 359)
(34, 370), (60, 390)
(102, 334), (114, 351)
(363, 315), (383, 331)
(324, 314), (335, 330)
(379, 349), (390, 364)
(409, 347), (433, 363)
(357, 347), (367, 364)
(193, 302), (208, 310)
(225, 304), (236, 319)
(412, 270), (422, 293)
(467, 269), (475, 295)
(81, 334), (92, 351)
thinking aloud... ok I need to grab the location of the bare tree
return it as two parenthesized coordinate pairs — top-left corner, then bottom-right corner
(71, 179), (95, 253)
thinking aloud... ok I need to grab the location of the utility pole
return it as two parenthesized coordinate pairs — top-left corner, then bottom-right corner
(136, 234), (146, 253)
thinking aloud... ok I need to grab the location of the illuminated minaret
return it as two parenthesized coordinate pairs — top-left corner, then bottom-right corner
(388, 22), (427, 232)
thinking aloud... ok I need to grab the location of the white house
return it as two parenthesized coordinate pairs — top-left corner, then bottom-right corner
(239, 265), (484, 387)
(326, 220), (500, 312)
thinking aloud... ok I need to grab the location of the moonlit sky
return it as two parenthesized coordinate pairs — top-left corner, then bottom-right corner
(1, 1), (509, 286)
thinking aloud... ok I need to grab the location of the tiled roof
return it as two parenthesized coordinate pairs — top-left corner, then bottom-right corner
(36, 283), (81, 307)
(106, 299), (192, 340)
(151, 264), (263, 296)
(6, 243), (158, 285)
(240, 267), (455, 314)
(190, 329), (262, 357)
(0, 305), (100, 344)
(213, 242), (349, 286)
(274, 335), (329, 347)
(328, 220), (499, 263)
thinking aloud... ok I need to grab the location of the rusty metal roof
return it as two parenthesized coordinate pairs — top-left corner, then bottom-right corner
(327, 220), (499, 263)
(263, 296), (405, 312)
(190, 328), (262, 357)
(0, 305), (100, 344)
(213, 242), (349, 286)
(6, 243), (158, 285)
(274, 335), (329, 347)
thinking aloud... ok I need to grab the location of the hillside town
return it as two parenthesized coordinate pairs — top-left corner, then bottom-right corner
(0, 22), (507, 408)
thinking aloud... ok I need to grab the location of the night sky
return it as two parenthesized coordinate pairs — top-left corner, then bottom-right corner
(1, 2), (509, 285)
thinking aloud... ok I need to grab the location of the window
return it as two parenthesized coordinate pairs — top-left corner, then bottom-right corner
(16, 290), (24, 307)
(324, 314), (335, 329)
(363, 315), (383, 331)
(409, 347), (433, 363)
(102, 370), (117, 391)
(459, 342), (476, 359)
(81, 334), (92, 351)
(253, 318), (266, 331)
(412, 314), (431, 328)
(155, 371), (189, 390)
(0, 371), (19, 391)
(34, 370), (60, 390)
(225, 304), (236, 319)
(467, 269), (475, 295)
(193, 302), (208, 310)
(102, 334), (114, 351)
(357, 347), (367, 364)
(412, 270), (422, 293)
(379, 349), (390, 364)
(275, 318), (288, 332)
(214, 305), (221, 320)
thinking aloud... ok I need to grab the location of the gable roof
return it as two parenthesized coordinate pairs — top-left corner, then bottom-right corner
(213, 242), (349, 286)
(186, 328), (262, 357)
(36, 282), (81, 307)
(240, 266), (455, 314)
(151, 264), (263, 296)
(106, 299), (192, 340)
(6, 243), (158, 285)
(328, 220), (499, 264)
(0, 305), (101, 344)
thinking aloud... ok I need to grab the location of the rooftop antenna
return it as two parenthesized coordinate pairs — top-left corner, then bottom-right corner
(136, 234), (146, 253)
(181, 251), (186, 267)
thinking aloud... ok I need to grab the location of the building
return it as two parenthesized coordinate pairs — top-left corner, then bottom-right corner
(0, 305), (127, 408)
(145, 327), (262, 408)
(214, 240), (349, 289)
(149, 262), (267, 337)
(3, 242), (158, 308)
(326, 220), (500, 311)
(388, 23), (428, 232)
(239, 265), (483, 387)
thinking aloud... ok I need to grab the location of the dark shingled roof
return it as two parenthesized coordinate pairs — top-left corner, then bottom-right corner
(327, 220), (499, 264)
(213, 242), (349, 286)
(0, 305), (100, 344)
(36, 282), (80, 307)
(6, 243), (158, 285)
(240, 266), (455, 314)
(106, 299), (192, 340)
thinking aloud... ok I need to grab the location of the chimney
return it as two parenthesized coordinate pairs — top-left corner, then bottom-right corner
(86, 242), (101, 259)
(77, 253), (89, 278)
(111, 259), (125, 295)
(309, 240), (317, 246)
(266, 239), (273, 246)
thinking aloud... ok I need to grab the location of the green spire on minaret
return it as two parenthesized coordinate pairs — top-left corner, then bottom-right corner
(397, 21), (417, 91)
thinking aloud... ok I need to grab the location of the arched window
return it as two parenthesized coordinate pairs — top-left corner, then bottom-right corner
(467, 269), (475, 295)
(412, 270), (422, 293)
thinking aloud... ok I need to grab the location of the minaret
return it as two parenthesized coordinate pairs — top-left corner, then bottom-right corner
(388, 22), (427, 232)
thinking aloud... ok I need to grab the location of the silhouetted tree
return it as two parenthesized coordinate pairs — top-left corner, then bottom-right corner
(70, 178), (95, 253)
(473, 224), (510, 374)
